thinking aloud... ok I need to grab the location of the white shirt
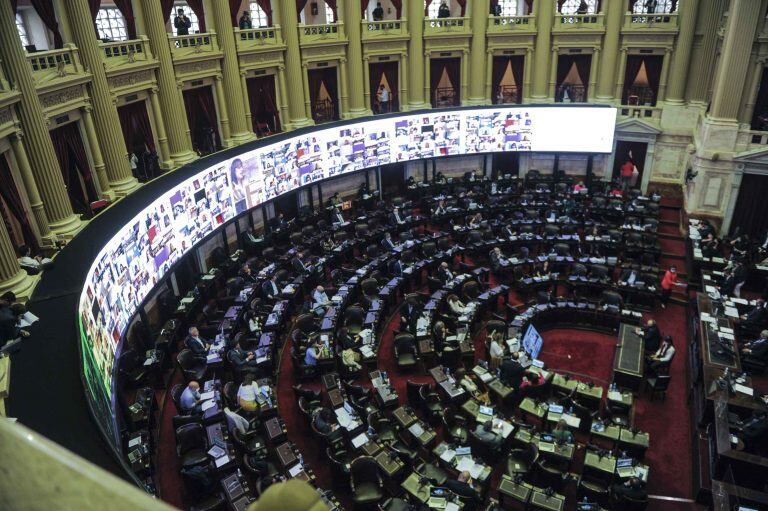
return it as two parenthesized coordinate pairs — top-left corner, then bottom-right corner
(490, 340), (504, 359)
(313, 290), (330, 307)
(237, 382), (257, 403)
(379, 88), (390, 102)
(449, 300), (468, 315)
(19, 256), (40, 269)
(654, 344), (675, 363)
(224, 408), (250, 435)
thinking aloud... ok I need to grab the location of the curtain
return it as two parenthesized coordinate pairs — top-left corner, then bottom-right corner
(11, 0), (18, 14)
(556, 0), (566, 13)
(308, 68), (338, 121)
(296, 0), (308, 21)
(325, 0), (338, 20)
(308, 68), (324, 119)
(0, 154), (38, 251)
(182, 87), (221, 152)
(510, 56), (524, 103)
(246, 76), (281, 133)
(361, 0), (369, 17)
(621, 55), (644, 104)
(628, 0), (637, 11)
(161, 0), (176, 23)
(429, 59), (444, 107)
(751, 69), (768, 130)
(369, 62), (398, 111)
(524, 0), (533, 14)
(644, 56), (664, 106)
(424, 0), (434, 16)
(390, 0), (402, 18)
(730, 174), (768, 237)
(117, 101), (156, 153)
(30, 0), (63, 48)
(229, 0), (240, 26)
(49, 123), (99, 214)
(113, 0), (137, 39)
(430, 58), (460, 107)
(369, 62), (386, 106)
(186, 0), (206, 32)
(556, 55), (571, 88)
(88, 0), (101, 21)
(574, 55), (591, 97)
(456, 0), (467, 16)
(255, 0), (273, 25)
(491, 57), (508, 104)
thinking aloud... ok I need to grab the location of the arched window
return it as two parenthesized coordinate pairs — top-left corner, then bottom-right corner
(15, 13), (29, 47)
(632, 0), (675, 14)
(170, 2), (200, 36)
(248, 1), (269, 27)
(559, 0), (598, 14)
(325, 2), (336, 23)
(498, 0), (518, 16)
(95, 8), (128, 41)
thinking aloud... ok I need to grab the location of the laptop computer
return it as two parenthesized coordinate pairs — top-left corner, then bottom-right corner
(616, 457), (635, 478)
(539, 434), (556, 452)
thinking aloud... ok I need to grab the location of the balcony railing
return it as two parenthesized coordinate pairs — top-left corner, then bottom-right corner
(623, 12), (678, 30)
(618, 105), (662, 120)
(361, 19), (408, 40)
(424, 17), (470, 36)
(299, 22), (346, 45)
(736, 130), (768, 151)
(235, 26), (283, 51)
(26, 45), (83, 83)
(100, 37), (153, 70)
(433, 87), (459, 108)
(555, 13), (604, 28)
(168, 32), (219, 59)
(494, 85), (521, 105)
(555, 84), (587, 103)
(487, 14), (536, 33)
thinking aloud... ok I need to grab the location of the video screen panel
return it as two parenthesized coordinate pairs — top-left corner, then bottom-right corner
(77, 106), (615, 445)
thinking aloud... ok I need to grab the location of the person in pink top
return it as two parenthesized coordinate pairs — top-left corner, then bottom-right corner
(660, 265), (685, 309)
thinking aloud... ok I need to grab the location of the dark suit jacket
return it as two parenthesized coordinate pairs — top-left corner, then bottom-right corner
(437, 267), (454, 283)
(643, 325), (661, 353)
(292, 257), (307, 274)
(381, 238), (396, 250)
(186, 336), (208, 357)
(744, 306), (767, 330)
(489, 251), (502, 271)
(499, 359), (524, 388)
(750, 339), (768, 360)
(262, 280), (279, 299)
(228, 348), (258, 369)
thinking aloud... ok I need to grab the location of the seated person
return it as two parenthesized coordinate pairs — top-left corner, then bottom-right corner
(447, 294), (470, 316)
(533, 261), (551, 278)
(331, 207), (346, 225)
(406, 176), (417, 189)
(341, 347), (362, 371)
(262, 275), (281, 300)
(185, 326), (210, 359)
(246, 311), (261, 335)
(389, 206), (406, 226)
(573, 180), (586, 192)
(312, 285), (331, 316)
(238, 373), (260, 413)
(433, 320), (449, 353)
(381, 231), (397, 250)
(443, 471), (480, 510)
(519, 372), (543, 392)
(228, 341), (261, 370)
(224, 406), (253, 436)
(455, 368), (490, 405)
(619, 267), (640, 286)
(327, 192), (341, 207)
(551, 419), (574, 444)
(474, 420), (503, 448)
(17, 245), (52, 272)
(436, 261), (455, 284)
(489, 246), (506, 271)
(312, 407), (339, 435)
(468, 212), (483, 229)
(647, 336), (675, 373)
(179, 381), (203, 414)
(741, 329), (768, 362)
(740, 299), (767, 332)
(292, 251), (311, 274)
(432, 199), (448, 216)
(434, 171), (447, 184)
(337, 327), (358, 350)
(611, 477), (647, 503)
(240, 263), (258, 283)
(304, 342), (321, 366)
(321, 236), (336, 252)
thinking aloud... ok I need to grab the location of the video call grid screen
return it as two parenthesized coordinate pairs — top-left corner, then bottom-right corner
(77, 106), (616, 439)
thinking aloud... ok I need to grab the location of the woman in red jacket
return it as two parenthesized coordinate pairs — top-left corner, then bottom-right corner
(660, 265), (684, 309)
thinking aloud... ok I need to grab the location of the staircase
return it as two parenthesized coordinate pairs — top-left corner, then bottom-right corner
(657, 197), (689, 306)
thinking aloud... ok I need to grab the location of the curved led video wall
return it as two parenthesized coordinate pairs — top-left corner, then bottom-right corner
(77, 105), (616, 449)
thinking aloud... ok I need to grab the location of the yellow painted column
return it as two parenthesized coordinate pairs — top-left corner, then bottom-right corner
(276, 65), (290, 131)
(301, 62), (312, 120)
(595, 0), (624, 101)
(0, 210), (35, 299)
(613, 49), (628, 101)
(148, 88), (172, 169)
(588, 48), (600, 101)
(9, 133), (50, 239)
(138, 0), (197, 166)
(656, 48), (672, 103)
(742, 58), (768, 124)
(339, 58), (350, 118)
(665, 0), (698, 103)
(467, 0), (490, 105)
(407, 0), (429, 109)
(277, 0), (313, 128)
(343, 0), (370, 117)
(399, 53), (409, 110)
(240, 71), (253, 133)
(423, 50), (431, 107)
(530, 0), (555, 102)
(547, 47), (559, 99)
(460, 49), (469, 104)
(710, 0), (762, 120)
(79, 106), (111, 197)
(363, 56), (371, 112)
(208, 0), (256, 145)
(685, 0), (726, 103)
(0, 1), (83, 239)
(484, 49), (493, 101)
(523, 48), (533, 101)
(63, 0), (139, 197)
(212, 77), (231, 145)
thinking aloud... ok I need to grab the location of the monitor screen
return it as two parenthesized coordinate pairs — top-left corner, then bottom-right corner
(77, 105), (616, 447)
(522, 324), (544, 359)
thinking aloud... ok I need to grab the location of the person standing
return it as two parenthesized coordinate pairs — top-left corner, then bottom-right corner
(660, 265), (684, 309)
(620, 158), (635, 191)
(174, 8), (192, 35)
(376, 84), (390, 114)
(239, 10), (253, 29)
(372, 2), (384, 20)
(437, 1), (451, 18)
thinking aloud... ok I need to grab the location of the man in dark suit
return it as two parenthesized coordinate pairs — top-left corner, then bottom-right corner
(389, 207), (405, 226)
(381, 232), (396, 251)
(741, 300), (767, 332)
(239, 263), (258, 283)
(638, 319), (661, 353)
(389, 258), (404, 278)
(499, 353), (525, 388)
(742, 330), (768, 362)
(619, 268), (639, 286)
(489, 247), (505, 272)
(185, 326), (209, 359)
(331, 207), (345, 225)
(292, 252), (309, 274)
(228, 342), (260, 370)
(611, 477), (647, 504)
(262, 275), (280, 300)
(400, 299), (421, 333)
(173, 8), (191, 35)
(443, 471), (481, 510)
(436, 261), (454, 284)
(269, 212), (286, 232)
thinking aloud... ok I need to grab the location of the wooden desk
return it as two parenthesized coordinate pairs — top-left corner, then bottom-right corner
(584, 451), (617, 475)
(607, 388), (634, 408)
(487, 379), (513, 401)
(393, 406), (417, 428)
(575, 381), (603, 404)
(536, 437), (575, 462)
(530, 487), (565, 511)
(614, 323), (645, 391)
(519, 397), (547, 419)
(275, 442), (297, 469)
(328, 388), (344, 409)
(264, 417), (286, 444)
(552, 374), (578, 394)
(590, 422), (621, 444)
(375, 449), (406, 479)
(401, 472), (431, 503)
(498, 475), (533, 504)
(360, 441), (382, 457)
(618, 428), (649, 456)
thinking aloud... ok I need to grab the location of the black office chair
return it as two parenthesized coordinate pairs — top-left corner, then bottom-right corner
(422, 242), (437, 258)
(327, 446), (352, 485)
(406, 380), (429, 407)
(578, 476), (610, 508)
(350, 456), (384, 507)
(175, 423), (209, 469)
(419, 385), (443, 425)
(367, 410), (398, 444)
(600, 291), (623, 312)
(188, 493), (226, 511)
(177, 349), (207, 381)
(645, 374), (671, 401)
(442, 408), (469, 444)
(506, 445), (538, 478)
(462, 280), (481, 302)
(394, 333), (418, 370)
(554, 243), (570, 256)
